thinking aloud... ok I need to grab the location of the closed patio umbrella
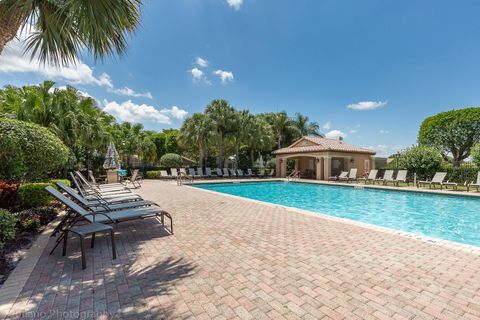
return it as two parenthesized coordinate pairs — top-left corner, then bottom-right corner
(257, 154), (264, 169)
(103, 142), (120, 170)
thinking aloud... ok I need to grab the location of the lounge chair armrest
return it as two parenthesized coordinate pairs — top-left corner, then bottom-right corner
(82, 212), (115, 224)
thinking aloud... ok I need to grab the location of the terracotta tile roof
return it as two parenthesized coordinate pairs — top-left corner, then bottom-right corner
(272, 136), (376, 155)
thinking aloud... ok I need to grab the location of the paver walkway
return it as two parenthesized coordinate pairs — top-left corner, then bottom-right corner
(2, 180), (480, 319)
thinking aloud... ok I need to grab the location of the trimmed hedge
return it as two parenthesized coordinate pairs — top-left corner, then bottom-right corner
(145, 171), (161, 179)
(46, 179), (71, 188)
(0, 118), (69, 181)
(159, 153), (183, 168)
(16, 179), (70, 208)
(17, 183), (52, 208)
(441, 165), (479, 184)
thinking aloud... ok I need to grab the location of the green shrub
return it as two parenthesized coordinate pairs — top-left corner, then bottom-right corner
(145, 171), (161, 179)
(17, 183), (53, 208)
(397, 145), (443, 180)
(159, 153), (183, 168)
(0, 209), (17, 248)
(0, 118), (69, 181)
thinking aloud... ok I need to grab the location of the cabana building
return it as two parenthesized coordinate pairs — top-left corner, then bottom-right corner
(272, 136), (376, 180)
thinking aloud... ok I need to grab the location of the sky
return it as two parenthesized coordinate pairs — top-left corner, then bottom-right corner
(1, 0), (480, 156)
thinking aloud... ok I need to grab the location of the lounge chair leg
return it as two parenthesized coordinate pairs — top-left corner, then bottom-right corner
(80, 235), (87, 269)
(50, 233), (64, 255)
(110, 229), (117, 260)
(91, 233), (95, 248)
(62, 231), (68, 256)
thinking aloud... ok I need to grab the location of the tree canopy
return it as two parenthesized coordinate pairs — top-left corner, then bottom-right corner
(0, 0), (142, 66)
(418, 107), (480, 166)
(0, 81), (324, 174)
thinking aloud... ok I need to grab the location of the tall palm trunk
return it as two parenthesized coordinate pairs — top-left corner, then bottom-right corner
(235, 142), (240, 169)
(199, 145), (205, 168)
(218, 131), (225, 168)
(249, 148), (255, 168)
(0, 5), (25, 54)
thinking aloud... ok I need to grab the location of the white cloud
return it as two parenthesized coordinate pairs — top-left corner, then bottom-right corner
(379, 129), (390, 134)
(349, 129), (357, 134)
(103, 100), (188, 124)
(213, 70), (234, 83)
(189, 67), (208, 83)
(227, 0), (243, 10)
(110, 87), (153, 99)
(325, 130), (347, 140)
(322, 121), (331, 129)
(195, 57), (208, 68)
(160, 106), (188, 120)
(347, 101), (387, 110)
(0, 26), (113, 88)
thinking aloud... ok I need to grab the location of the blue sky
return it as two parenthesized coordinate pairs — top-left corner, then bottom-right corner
(1, 0), (480, 156)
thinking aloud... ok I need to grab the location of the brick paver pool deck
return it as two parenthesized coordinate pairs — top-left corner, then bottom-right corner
(2, 179), (480, 319)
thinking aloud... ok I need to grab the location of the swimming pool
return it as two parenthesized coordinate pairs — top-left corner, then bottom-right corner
(194, 181), (480, 247)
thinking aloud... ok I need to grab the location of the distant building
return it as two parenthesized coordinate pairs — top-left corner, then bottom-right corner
(272, 136), (376, 180)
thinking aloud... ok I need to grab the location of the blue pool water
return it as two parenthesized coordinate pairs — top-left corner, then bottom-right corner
(194, 181), (480, 247)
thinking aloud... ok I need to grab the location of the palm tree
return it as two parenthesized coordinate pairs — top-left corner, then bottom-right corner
(231, 110), (253, 169)
(205, 99), (235, 167)
(178, 113), (214, 168)
(0, 0), (141, 65)
(292, 112), (322, 137)
(263, 111), (299, 149)
(244, 116), (274, 167)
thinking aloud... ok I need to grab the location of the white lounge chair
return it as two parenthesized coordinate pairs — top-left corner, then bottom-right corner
(223, 168), (230, 177)
(180, 168), (187, 176)
(170, 168), (178, 177)
(216, 168), (223, 177)
(229, 168), (237, 177)
(340, 168), (357, 182)
(374, 170), (393, 185)
(196, 167), (206, 178)
(358, 170), (378, 184)
(388, 170), (408, 186)
(205, 167), (212, 178)
(70, 173), (141, 202)
(160, 170), (169, 179)
(247, 168), (253, 177)
(467, 172), (480, 191)
(237, 169), (244, 177)
(329, 171), (348, 181)
(77, 171), (125, 191)
(417, 172), (457, 190)
(188, 168), (200, 178)
(74, 172), (131, 195)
